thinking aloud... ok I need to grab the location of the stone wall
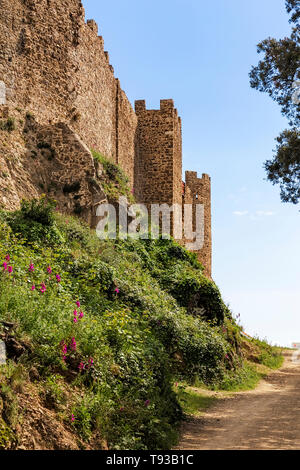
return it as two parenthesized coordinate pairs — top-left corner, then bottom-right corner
(135, 99), (182, 205)
(0, 0), (213, 278)
(184, 171), (212, 278)
(0, 105), (106, 222)
(0, 0), (137, 183)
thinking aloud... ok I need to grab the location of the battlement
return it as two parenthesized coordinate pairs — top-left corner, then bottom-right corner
(135, 99), (177, 115)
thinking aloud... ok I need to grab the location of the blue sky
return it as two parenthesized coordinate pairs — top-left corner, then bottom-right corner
(84, 0), (300, 346)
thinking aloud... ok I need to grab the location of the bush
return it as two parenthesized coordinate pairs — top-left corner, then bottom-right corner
(3, 196), (63, 244)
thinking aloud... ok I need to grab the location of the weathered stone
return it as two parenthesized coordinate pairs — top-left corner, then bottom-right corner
(0, 0), (212, 278)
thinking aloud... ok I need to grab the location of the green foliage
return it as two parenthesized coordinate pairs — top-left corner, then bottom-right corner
(41, 375), (67, 410)
(92, 150), (134, 203)
(264, 128), (300, 204)
(0, 117), (16, 132)
(176, 385), (216, 415)
(2, 196), (63, 244)
(0, 201), (282, 449)
(250, 1), (300, 203)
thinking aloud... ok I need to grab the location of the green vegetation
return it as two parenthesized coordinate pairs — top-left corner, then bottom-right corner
(0, 197), (283, 449)
(250, 0), (300, 204)
(92, 150), (135, 203)
(0, 117), (16, 132)
(176, 385), (216, 415)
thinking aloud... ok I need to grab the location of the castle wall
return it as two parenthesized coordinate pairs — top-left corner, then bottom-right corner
(0, 0), (137, 183)
(0, 0), (213, 278)
(184, 171), (212, 278)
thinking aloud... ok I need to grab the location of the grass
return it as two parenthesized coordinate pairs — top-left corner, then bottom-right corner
(176, 385), (216, 415)
(0, 197), (284, 449)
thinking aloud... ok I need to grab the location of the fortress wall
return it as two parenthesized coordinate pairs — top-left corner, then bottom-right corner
(0, 0), (137, 178)
(116, 83), (138, 186)
(184, 171), (212, 278)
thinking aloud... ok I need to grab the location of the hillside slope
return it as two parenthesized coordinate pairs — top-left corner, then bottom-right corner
(0, 197), (282, 450)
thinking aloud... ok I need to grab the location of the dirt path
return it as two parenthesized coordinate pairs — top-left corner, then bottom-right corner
(177, 351), (300, 450)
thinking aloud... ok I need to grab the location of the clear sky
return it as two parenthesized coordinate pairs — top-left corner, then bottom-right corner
(83, 0), (300, 347)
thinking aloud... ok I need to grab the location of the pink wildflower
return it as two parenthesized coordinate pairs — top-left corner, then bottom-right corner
(71, 414), (75, 422)
(28, 263), (34, 272)
(79, 311), (84, 319)
(79, 362), (84, 371)
(76, 301), (81, 308)
(115, 287), (120, 294)
(40, 282), (46, 293)
(73, 310), (78, 317)
(2, 262), (7, 271)
(31, 285), (36, 291)
(5, 255), (10, 261)
(71, 338), (76, 351)
(8, 266), (13, 274)
(47, 266), (52, 274)
(89, 358), (94, 366)
(56, 274), (61, 283)
(73, 317), (78, 324)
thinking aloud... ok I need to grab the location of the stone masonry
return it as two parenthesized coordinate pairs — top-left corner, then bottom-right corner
(0, 0), (212, 278)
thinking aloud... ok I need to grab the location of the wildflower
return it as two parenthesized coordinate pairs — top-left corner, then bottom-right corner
(144, 400), (150, 407)
(73, 310), (78, 317)
(115, 287), (120, 294)
(71, 338), (76, 351)
(62, 345), (68, 355)
(225, 354), (229, 360)
(73, 317), (78, 324)
(89, 358), (94, 366)
(120, 407), (125, 412)
(79, 311), (84, 319)
(5, 255), (10, 261)
(76, 301), (81, 308)
(47, 266), (52, 274)
(31, 285), (36, 291)
(79, 362), (84, 371)
(71, 414), (75, 422)
(8, 266), (13, 274)
(28, 263), (34, 272)
(40, 282), (46, 293)
(56, 274), (61, 283)
(2, 262), (7, 270)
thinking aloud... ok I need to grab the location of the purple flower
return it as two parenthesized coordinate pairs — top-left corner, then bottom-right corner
(115, 287), (120, 294)
(31, 285), (36, 291)
(40, 282), (46, 293)
(5, 255), (10, 261)
(8, 266), (13, 274)
(28, 263), (34, 273)
(79, 362), (84, 371)
(76, 301), (81, 308)
(144, 400), (150, 407)
(47, 266), (52, 274)
(2, 262), (7, 271)
(79, 311), (84, 319)
(71, 414), (75, 422)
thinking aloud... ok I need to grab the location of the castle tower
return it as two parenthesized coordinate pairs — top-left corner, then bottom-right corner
(184, 171), (212, 278)
(134, 99), (182, 205)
